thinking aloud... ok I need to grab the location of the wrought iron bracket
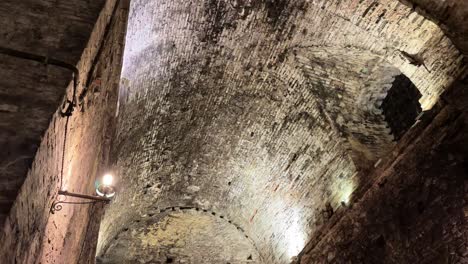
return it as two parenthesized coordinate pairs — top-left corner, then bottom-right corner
(50, 190), (111, 214)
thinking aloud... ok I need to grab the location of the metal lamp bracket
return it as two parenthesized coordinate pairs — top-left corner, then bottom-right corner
(50, 190), (111, 214)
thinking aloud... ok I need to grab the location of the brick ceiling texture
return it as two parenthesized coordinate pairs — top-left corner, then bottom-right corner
(95, 0), (466, 263)
(0, 0), (467, 263)
(0, 0), (106, 225)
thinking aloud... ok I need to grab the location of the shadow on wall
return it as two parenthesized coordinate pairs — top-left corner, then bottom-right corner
(381, 74), (422, 141)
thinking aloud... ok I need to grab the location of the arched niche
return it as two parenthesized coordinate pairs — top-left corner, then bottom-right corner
(97, 209), (260, 264)
(380, 74), (422, 140)
(293, 47), (422, 169)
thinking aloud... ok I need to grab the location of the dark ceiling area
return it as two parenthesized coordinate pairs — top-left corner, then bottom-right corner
(0, 0), (106, 225)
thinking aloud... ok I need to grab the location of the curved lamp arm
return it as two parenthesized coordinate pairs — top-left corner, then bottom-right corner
(50, 190), (111, 214)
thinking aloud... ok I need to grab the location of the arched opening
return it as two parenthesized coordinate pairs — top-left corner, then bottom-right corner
(380, 74), (422, 141)
(295, 48), (424, 171)
(97, 209), (259, 263)
(296, 48), (403, 169)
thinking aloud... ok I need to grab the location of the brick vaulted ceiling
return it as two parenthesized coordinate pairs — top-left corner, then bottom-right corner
(0, 0), (106, 224)
(96, 0), (466, 263)
(0, 0), (466, 263)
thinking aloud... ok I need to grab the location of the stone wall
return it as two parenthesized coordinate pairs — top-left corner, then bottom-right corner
(0, 0), (106, 226)
(0, 0), (129, 263)
(297, 76), (468, 263)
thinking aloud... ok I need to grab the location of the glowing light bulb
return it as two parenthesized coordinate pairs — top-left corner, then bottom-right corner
(96, 173), (116, 198)
(102, 174), (113, 186)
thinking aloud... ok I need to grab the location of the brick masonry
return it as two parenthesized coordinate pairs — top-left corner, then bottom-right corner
(0, 0), (466, 263)
(0, 0), (128, 263)
(96, 1), (465, 263)
(98, 206), (260, 263)
(399, 0), (468, 56)
(0, 0), (106, 226)
(297, 77), (468, 263)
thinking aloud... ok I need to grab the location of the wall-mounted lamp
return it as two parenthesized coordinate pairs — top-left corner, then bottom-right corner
(96, 173), (116, 198)
(50, 173), (116, 214)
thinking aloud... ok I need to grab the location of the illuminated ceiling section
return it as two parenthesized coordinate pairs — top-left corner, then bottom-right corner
(98, 0), (463, 263)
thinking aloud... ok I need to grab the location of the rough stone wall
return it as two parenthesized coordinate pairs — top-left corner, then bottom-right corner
(98, 1), (465, 263)
(0, 0), (128, 263)
(0, 0), (106, 226)
(297, 78), (468, 263)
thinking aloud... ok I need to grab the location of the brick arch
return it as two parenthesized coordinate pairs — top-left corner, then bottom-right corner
(97, 207), (260, 263)
(288, 46), (423, 169)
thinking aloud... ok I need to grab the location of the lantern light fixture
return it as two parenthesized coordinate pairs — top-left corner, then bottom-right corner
(50, 173), (117, 214)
